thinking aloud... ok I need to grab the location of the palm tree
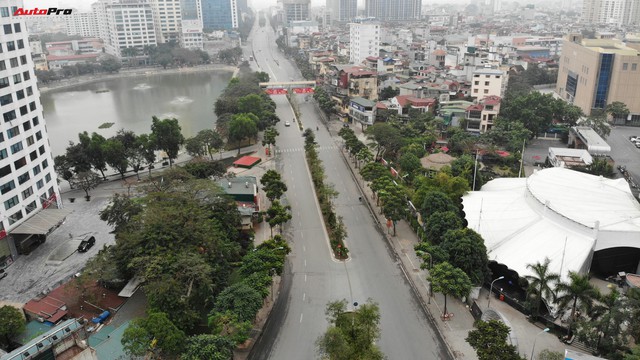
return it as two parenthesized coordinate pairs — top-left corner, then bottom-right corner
(555, 271), (599, 335)
(525, 257), (560, 318)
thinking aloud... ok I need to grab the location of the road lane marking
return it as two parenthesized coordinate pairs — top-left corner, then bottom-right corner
(304, 274), (307, 282)
(304, 259), (307, 267)
(299, 313), (304, 323)
(303, 293), (306, 301)
(303, 245), (306, 251)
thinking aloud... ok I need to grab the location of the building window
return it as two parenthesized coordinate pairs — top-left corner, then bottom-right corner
(19, 55), (26, 65)
(10, 142), (23, 154)
(633, 64), (638, 71)
(0, 179), (14, 195)
(17, 39), (23, 49)
(4, 195), (18, 210)
(29, 101), (35, 111)
(3, 24), (12, 34)
(8, 210), (23, 225)
(29, 150), (36, 161)
(32, 116), (38, 125)
(33, 164), (41, 175)
(22, 186), (33, 200)
(25, 201), (36, 214)
(0, 60), (4, 70)
(484, 89), (489, 94)
(23, 71), (30, 81)
(0, 164), (9, 178)
(474, 81), (479, 85)
(0, 148), (6, 160)
(17, 172), (29, 184)
(45, 173), (51, 183)
(0, 77), (8, 88)
(485, 81), (490, 86)
(13, 23), (20, 33)
(38, 145), (44, 155)
(14, 156), (26, 169)
(12, 73), (21, 84)
(26, 136), (34, 146)
(7, 126), (19, 138)
(623, 63), (628, 70)
(6, 41), (14, 51)
(16, 90), (24, 100)
(9, 57), (17, 67)
(3, 110), (16, 122)
(35, 131), (41, 141)
(36, 179), (43, 189)
(19, 105), (27, 116)
(42, 159), (48, 169)
(474, 89), (478, 93)
(0, 7), (9, 17)
(0, 94), (12, 106)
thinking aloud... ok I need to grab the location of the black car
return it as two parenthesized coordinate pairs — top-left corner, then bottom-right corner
(77, 236), (96, 253)
(0, 269), (7, 281)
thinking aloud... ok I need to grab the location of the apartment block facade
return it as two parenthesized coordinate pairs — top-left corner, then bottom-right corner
(201, 0), (238, 30)
(326, 0), (357, 24)
(0, 0), (61, 268)
(103, 0), (157, 58)
(149, 0), (181, 43)
(349, 22), (380, 65)
(365, 0), (422, 21)
(581, 0), (640, 25)
(180, 0), (203, 49)
(470, 67), (506, 99)
(64, 11), (99, 38)
(556, 38), (640, 123)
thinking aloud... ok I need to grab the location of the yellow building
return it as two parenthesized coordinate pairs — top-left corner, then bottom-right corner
(556, 36), (640, 124)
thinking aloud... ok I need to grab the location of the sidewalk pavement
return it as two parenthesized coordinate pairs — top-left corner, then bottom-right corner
(327, 120), (581, 359)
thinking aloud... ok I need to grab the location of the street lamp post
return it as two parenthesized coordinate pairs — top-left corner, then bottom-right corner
(487, 276), (505, 308)
(530, 328), (550, 360)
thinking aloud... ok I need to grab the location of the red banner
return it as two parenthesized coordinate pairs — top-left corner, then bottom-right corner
(265, 88), (288, 95)
(293, 87), (314, 94)
(0, 230), (6, 239)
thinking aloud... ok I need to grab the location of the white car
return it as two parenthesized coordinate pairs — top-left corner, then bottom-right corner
(284, 121), (291, 127)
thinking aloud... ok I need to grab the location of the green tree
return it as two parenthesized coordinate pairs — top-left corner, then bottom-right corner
(580, 110), (611, 138)
(606, 101), (630, 123)
(538, 349), (564, 360)
(262, 126), (279, 154)
(525, 257), (560, 318)
(208, 311), (252, 345)
(54, 154), (75, 186)
(185, 136), (207, 158)
(78, 132), (108, 180)
(0, 305), (25, 348)
(266, 200), (292, 237)
(555, 271), (599, 335)
(198, 129), (224, 160)
(451, 154), (483, 190)
(100, 55), (121, 73)
(103, 137), (129, 179)
(398, 152), (422, 179)
(121, 312), (186, 358)
(360, 162), (390, 182)
(625, 344), (640, 360)
(576, 288), (629, 357)
(466, 320), (525, 360)
(424, 210), (463, 244)
(69, 171), (101, 197)
(483, 118), (532, 153)
(379, 86), (399, 100)
(182, 334), (234, 360)
(228, 113), (259, 154)
(316, 299), (385, 360)
(99, 193), (143, 233)
(428, 262), (472, 316)
(214, 282), (263, 323)
(150, 117), (185, 167)
(366, 123), (404, 159)
(414, 189), (458, 220)
(137, 133), (157, 175)
(237, 94), (265, 116)
(440, 228), (489, 285)
(379, 183), (407, 236)
(500, 92), (563, 136)
(262, 178), (287, 202)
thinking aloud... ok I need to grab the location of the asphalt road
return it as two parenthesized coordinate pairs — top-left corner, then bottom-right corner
(247, 22), (450, 360)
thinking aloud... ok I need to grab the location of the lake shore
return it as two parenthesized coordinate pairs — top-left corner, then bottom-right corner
(39, 63), (239, 93)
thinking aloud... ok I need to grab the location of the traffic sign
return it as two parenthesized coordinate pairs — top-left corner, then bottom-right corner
(265, 88), (288, 95)
(293, 87), (314, 94)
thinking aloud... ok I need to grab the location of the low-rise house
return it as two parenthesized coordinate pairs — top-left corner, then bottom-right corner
(465, 95), (501, 133)
(218, 176), (260, 230)
(388, 95), (437, 117)
(349, 97), (376, 126)
(548, 147), (593, 168)
(569, 126), (611, 156)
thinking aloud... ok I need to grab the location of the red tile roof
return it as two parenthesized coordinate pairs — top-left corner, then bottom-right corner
(233, 156), (261, 168)
(433, 49), (447, 56)
(483, 95), (502, 106)
(376, 102), (388, 109)
(24, 296), (68, 323)
(466, 104), (484, 111)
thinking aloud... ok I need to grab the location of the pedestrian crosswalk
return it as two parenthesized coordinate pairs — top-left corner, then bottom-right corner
(275, 145), (337, 154)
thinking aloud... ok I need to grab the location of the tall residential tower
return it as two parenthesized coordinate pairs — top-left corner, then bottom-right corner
(326, 0), (357, 24)
(365, 0), (422, 21)
(0, 0), (62, 268)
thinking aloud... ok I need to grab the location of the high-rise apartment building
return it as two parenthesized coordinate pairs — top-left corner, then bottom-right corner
(149, 0), (181, 43)
(201, 0), (238, 30)
(349, 22), (380, 65)
(103, 0), (157, 58)
(92, 0), (113, 49)
(180, 0), (203, 49)
(326, 0), (357, 24)
(365, 0), (422, 21)
(0, 0), (62, 268)
(64, 11), (99, 37)
(283, 0), (310, 24)
(581, 0), (640, 25)
(556, 37), (640, 121)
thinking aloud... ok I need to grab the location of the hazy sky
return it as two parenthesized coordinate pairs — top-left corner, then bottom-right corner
(24, 0), (474, 12)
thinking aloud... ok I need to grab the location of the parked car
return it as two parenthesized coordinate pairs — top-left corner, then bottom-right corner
(77, 236), (96, 253)
(630, 136), (639, 141)
(0, 269), (6, 281)
(284, 121), (291, 127)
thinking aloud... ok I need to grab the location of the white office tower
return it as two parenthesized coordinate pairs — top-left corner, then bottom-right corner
(149, 0), (181, 43)
(180, 0), (203, 50)
(103, 0), (157, 58)
(327, 0), (357, 24)
(349, 22), (380, 65)
(64, 11), (99, 37)
(0, 0), (62, 268)
(92, 0), (114, 48)
(283, 0), (310, 24)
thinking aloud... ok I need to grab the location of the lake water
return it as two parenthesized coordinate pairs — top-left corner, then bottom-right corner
(40, 70), (234, 157)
